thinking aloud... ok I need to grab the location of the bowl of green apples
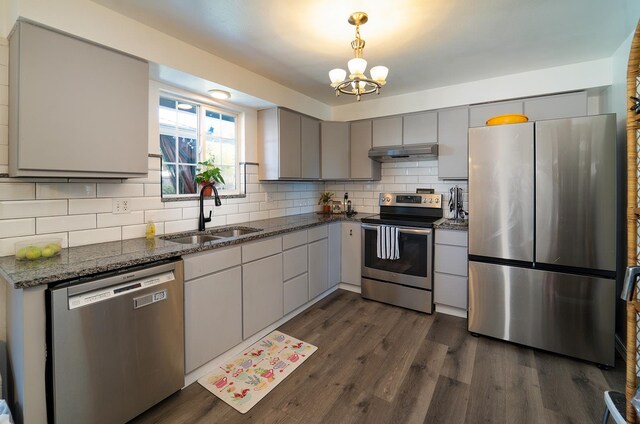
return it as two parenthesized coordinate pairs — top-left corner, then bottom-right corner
(15, 238), (62, 261)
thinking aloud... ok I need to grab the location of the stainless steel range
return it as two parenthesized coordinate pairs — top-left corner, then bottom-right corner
(361, 192), (443, 313)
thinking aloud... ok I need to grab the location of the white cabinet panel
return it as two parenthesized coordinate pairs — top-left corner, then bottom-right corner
(434, 272), (467, 310)
(435, 244), (468, 276)
(284, 273), (308, 315)
(308, 239), (329, 299)
(282, 230), (307, 250)
(435, 229), (468, 247)
(183, 246), (241, 280)
(403, 111), (437, 146)
(243, 254), (284, 339)
(328, 222), (341, 288)
(308, 224), (328, 242)
(185, 266), (242, 373)
(283, 245), (307, 281)
(341, 222), (361, 286)
(372, 116), (403, 147)
(242, 236), (282, 263)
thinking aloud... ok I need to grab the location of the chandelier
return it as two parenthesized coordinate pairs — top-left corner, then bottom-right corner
(329, 12), (389, 101)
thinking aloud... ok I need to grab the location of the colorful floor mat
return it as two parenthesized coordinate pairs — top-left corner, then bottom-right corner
(198, 330), (317, 413)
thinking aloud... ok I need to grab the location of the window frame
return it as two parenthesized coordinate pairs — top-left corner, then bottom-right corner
(158, 88), (242, 198)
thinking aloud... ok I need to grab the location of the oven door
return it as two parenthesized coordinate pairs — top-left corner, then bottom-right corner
(361, 223), (433, 290)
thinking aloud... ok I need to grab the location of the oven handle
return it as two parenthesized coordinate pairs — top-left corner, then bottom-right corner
(361, 223), (432, 236)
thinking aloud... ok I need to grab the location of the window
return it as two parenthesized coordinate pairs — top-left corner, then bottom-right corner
(159, 95), (239, 196)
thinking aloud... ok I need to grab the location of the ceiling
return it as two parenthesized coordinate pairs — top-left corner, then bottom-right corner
(92, 0), (637, 106)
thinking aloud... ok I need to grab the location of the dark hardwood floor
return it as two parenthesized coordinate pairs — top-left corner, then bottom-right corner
(131, 289), (625, 424)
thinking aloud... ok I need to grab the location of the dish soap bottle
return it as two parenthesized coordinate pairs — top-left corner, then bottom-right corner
(145, 220), (156, 240)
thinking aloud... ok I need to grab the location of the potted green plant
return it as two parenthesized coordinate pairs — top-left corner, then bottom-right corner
(318, 192), (334, 214)
(195, 159), (225, 196)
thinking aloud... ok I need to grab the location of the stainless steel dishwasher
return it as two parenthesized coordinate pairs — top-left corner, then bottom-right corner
(47, 259), (184, 424)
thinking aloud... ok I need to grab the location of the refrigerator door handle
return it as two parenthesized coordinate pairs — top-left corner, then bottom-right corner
(622, 266), (640, 301)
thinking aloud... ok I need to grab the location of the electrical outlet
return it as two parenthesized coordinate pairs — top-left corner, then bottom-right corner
(112, 199), (130, 214)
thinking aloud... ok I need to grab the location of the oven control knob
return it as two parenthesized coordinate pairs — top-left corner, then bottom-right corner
(383, 197), (391, 203)
(429, 199), (433, 203)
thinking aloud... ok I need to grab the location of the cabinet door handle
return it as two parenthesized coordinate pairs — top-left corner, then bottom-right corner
(350, 229), (353, 236)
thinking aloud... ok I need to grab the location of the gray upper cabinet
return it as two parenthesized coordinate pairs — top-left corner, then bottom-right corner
(320, 121), (350, 179)
(301, 115), (320, 179)
(523, 92), (587, 121)
(258, 108), (321, 180)
(438, 107), (469, 179)
(469, 100), (524, 127)
(278, 108), (302, 178)
(350, 120), (381, 180)
(372, 116), (403, 147)
(403, 111), (437, 146)
(9, 20), (149, 178)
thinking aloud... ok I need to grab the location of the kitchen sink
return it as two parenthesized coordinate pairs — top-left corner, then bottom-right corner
(161, 227), (262, 244)
(207, 227), (262, 238)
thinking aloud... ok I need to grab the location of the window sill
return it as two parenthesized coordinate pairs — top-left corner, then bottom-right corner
(161, 193), (246, 202)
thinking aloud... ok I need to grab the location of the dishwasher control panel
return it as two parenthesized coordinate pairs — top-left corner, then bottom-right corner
(68, 271), (174, 309)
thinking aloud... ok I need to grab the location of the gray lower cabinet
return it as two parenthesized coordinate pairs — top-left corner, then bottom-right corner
(341, 222), (361, 286)
(328, 222), (341, 287)
(321, 121), (350, 179)
(350, 120), (381, 180)
(308, 238), (329, 299)
(242, 253), (284, 339)
(284, 273), (309, 315)
(434, 229), (468, 313)
(184, 266), (242, 373)
(437, 107), (469, 179)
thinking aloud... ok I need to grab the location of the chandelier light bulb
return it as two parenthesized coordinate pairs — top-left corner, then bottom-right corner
(329, 68), (347, 85)
(370, 66), (389, 84)
(348, 58), (367, 77)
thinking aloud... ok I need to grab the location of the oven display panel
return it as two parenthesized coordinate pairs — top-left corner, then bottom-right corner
(395, 195), (422, 204)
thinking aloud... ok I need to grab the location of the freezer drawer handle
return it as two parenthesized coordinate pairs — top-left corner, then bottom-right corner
(622, 266), (640, 301)
(134, 289), (167, 309)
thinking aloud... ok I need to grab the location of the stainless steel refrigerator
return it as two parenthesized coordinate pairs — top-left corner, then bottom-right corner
(468, 114), (617, 366)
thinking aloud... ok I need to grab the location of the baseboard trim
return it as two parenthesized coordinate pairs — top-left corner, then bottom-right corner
(338, 283), (361, 294)
(435, 304), (468, 318)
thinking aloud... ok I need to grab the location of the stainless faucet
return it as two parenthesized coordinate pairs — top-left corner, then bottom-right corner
(198, 183), (222, 231)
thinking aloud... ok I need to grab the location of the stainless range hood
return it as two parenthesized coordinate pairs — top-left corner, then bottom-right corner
(368, 143), (438, 162)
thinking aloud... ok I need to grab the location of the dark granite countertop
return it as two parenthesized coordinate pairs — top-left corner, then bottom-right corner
(434, 218), (468, 231)
(0, 213), (369, 289)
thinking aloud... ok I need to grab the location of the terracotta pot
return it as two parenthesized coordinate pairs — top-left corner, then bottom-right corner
(200, 182), (213, 196)
(322, 204), (331, 213)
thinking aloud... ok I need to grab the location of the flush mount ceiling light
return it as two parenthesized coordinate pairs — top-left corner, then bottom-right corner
(329, 12), (389, 102)
(177, 103), (193, 110)
(208, 89), (231, 100)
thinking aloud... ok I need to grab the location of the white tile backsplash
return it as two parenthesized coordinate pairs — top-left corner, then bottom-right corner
(36, 182), (96, 199)
(0, 183), (34, 201)
(69, 227), (121, 247)
(0, 158), (464, 256)
(0, 218), (35, 238)
(36, 214), (96, 234)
